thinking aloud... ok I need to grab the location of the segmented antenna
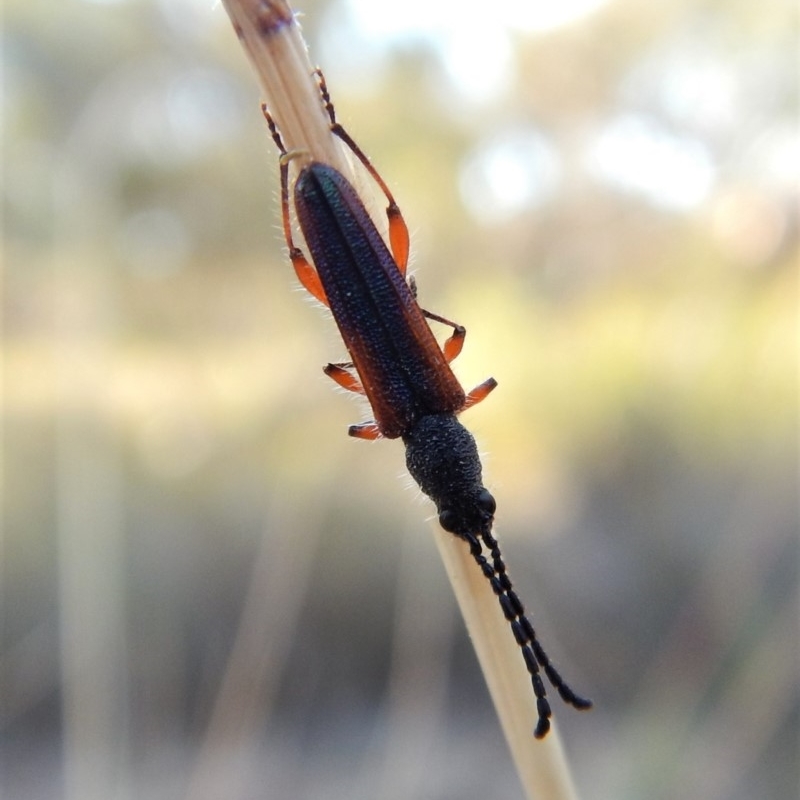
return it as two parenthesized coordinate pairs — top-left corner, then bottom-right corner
(463, 527), (593, 738)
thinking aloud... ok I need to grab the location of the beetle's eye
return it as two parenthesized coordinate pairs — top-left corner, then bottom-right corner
(478, 489), (496, 516)
(438, 508), (458, 533)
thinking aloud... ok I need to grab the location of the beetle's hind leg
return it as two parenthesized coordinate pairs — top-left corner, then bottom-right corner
(262, 104), (329, 307)
(314, 69), (410, 275)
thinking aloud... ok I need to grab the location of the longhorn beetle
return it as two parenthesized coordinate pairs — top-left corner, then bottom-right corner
(264, 71), (591, 738)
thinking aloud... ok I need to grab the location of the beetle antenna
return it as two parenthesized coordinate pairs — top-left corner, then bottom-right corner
(462, 527), (592, 738)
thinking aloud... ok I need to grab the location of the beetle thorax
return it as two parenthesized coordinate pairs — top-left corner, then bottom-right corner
(402, 414), (495, 536)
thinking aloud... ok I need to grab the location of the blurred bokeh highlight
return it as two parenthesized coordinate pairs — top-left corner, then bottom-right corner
(3, 1), (797, 799)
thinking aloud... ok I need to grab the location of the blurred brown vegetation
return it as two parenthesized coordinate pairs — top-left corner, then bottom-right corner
(2, 1), (797, 799)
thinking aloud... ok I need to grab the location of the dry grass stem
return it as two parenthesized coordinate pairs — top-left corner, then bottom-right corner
(221, 1), (584, 797)
(221, 0), (349, 174)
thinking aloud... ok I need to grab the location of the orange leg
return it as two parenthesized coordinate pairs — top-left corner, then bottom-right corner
(424, 309), (466, 363)
(407, 276), (466, 362)
(406, 276), (467, 362)
(315, 70), (410, 274)
(325, 367), (382, 438)
(289, 246), (327, 306)
(324, 364), (382, 438)
(263, 104), (330, 307)
(462, 377), (498, 411)
(323, 362), (364, 394)
(348, 421), (383, 440)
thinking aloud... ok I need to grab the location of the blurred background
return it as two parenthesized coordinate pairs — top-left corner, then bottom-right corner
(2, 0), (797, 798)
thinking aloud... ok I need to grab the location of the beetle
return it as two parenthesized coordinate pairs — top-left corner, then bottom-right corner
(263, 72), (591, 737)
